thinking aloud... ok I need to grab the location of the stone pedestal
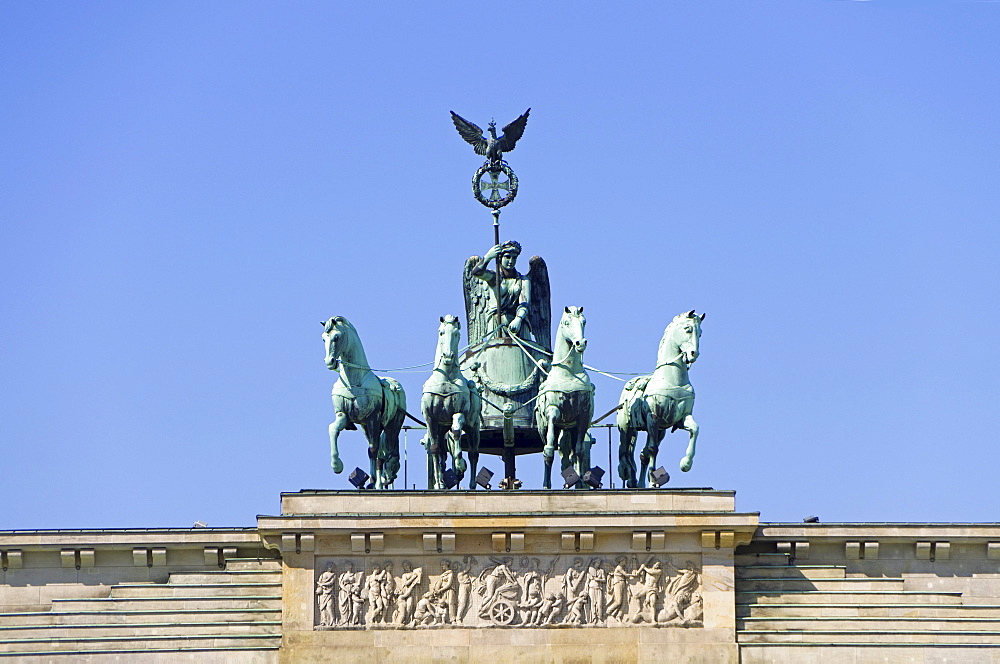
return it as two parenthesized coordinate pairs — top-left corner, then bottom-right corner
(258, 489), (757, 663)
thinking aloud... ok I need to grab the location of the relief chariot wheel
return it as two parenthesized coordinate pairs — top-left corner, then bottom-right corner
(488, 598), (517, 626)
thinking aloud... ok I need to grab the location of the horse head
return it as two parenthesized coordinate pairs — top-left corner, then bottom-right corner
(435, 315), (461, 370)
(555, 306), (588, 360)
(321, 315), (353, 371)
(664, 310), (705, 366)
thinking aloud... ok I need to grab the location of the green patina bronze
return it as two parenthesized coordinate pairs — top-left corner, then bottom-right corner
(421, 315), (482, 490)
(318, 111), (709, 491)
(460, 240), (551, 488)
(451, 109), (529, 209)
(535, 306), (595, 489)
(322, 316), (406, 489)
(617, 311), (704, 487)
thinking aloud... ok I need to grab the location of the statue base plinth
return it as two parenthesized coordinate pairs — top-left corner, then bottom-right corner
(259, 489), (757, 663)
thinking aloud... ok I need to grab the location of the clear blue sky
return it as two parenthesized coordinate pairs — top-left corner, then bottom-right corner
(3, 2), (998, 529)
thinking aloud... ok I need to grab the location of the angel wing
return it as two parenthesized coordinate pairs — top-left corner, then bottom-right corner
(498, 108), (530, 153)
(450, 112), (488, 156)
(526, 255), (551, 351)
(463, 256), (493, 346)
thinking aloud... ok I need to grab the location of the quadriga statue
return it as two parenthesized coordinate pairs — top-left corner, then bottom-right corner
(617, 311), (704, 487)
(321, 316), (406, 490)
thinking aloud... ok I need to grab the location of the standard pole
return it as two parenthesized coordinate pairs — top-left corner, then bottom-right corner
(492, 209), (503, 335)
(493, 208), (517, 489)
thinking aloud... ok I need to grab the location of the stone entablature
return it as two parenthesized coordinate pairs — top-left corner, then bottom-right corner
(0, 528), (268, 611)
(4, 501), (1000, 662)
(259, 489), (758, 662)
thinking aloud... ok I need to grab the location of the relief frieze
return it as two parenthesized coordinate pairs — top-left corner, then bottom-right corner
(314, 554), (702, 629)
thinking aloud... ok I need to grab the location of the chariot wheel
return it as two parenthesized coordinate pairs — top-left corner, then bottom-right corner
(488, 599), (517, 626)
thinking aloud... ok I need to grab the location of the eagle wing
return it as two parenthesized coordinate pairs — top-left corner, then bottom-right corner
(497, 108), (531, 153)
(450, 111), (488, 156)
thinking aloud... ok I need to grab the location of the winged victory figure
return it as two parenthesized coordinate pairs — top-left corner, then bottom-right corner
(462, 240), (550, 351)
(451, 109), (531, 171)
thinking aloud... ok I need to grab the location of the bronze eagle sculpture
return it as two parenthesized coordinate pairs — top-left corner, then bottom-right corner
(450, 108), (530, 170)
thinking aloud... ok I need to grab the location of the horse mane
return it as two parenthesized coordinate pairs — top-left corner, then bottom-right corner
(333, 316), (357, 334)
(668, 311), (692, 327)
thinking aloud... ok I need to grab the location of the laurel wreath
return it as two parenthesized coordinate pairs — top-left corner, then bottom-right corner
(472, 364), (541, 396)
(472, 162), (518, 210)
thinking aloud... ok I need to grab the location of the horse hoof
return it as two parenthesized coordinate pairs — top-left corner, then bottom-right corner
(332, 459), (344, 474)
(680, 458), (692, 472)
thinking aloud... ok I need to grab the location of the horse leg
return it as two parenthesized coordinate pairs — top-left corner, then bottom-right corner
(639, 427), (666, 488)
(618, 427), (638, 489)
(421, 398), (439, 489)
(329, 411), (348, 475)
(423, 434), (435, 489)
(361, 418), (384, 489)
(434, 441), (447, 490)
(637, 426), (653, 489)
(558, 428), (578, 488)
(679, 414), (699, 472)
(466, 423), (480, 491)
(382, 418), (402, 487)
(427, 425), (444, 490)
(449, 412), (467, 480)
(575, 416), (592, 487)
(541, 405), (559, 490)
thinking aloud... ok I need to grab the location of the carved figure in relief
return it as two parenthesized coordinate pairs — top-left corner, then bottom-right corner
(517, 557), (544, 624)
(395, 561), (423, 626)
(586, 558), (607, 624)
(414, 590), (448, 626)
(606, 556), (630, 622)
(518, 556), (561, 626)
(350, 582), (365, 625)
(520, 587), (544, 625)
(563, 557), (587, 606)
(338, 561), (363, 626)
(564, 592), (590, 625)
(430, 560), (457, 623)
(478, 556), (520, 620)
(316, 563), (338, 626)
(539, 591), (566, 625)
(629, 558), (663, 624)
(455, 555), (477, 624)
(685, 591), (704, 624)
(658, 562), (701, 625)
(365, 562), (395, 625)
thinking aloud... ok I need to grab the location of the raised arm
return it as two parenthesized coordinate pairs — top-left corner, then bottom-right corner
(470, 244), (503, 283)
